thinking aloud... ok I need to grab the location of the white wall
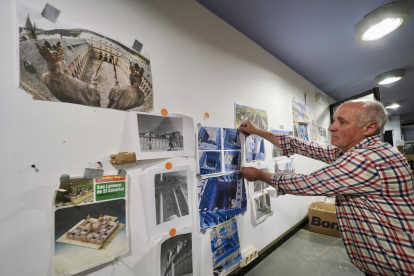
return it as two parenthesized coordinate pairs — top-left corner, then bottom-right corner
(0, 0), (334, 275)
(384, 116), (402, 146)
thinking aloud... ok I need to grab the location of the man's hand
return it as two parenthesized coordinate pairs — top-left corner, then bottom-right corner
(237, 120), (260, 137)
(240, 167), (263, 181)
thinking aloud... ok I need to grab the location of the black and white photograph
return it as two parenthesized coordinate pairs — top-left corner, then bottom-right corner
(138, 114), (184, 152)
(18, 1), (153, 112)
(224, 151), (241, 172)
(249, 168), (271, 196)
(147, 165), (193, 239)
(252, 193), (272, 225)
(154, 171), (189, 225)
(160, 233), (193, 276)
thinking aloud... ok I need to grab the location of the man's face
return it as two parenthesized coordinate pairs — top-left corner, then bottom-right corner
(328, 102), (366, 152)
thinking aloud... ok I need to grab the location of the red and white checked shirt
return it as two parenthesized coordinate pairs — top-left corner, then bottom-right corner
(272, 134), (414, 276)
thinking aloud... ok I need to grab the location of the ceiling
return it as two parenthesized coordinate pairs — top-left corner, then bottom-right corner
(197, 0), (414, 121)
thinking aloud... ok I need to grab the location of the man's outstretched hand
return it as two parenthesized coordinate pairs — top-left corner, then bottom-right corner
(240, 166), (262, 182)
(237, 120), (260, 137)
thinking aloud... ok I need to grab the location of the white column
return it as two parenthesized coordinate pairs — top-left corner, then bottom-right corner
(172, 189), (182, 217)
(159, 191), (164, 224)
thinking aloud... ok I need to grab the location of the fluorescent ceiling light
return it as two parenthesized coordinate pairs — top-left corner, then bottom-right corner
(355, 2), (410, 42)
(375, 69), (405, 86)
(385, 103), (401, 109)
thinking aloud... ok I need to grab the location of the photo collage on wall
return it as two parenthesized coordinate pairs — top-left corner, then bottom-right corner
(198, 126), (242, 176)
(210, 219), (242, 276)
(234, 104), (267, 162)
(53, 175), (129, 276)
(17, 1), (153, 112)
(197, 173), (247, 231)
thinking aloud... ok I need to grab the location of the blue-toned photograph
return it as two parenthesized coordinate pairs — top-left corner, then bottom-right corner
(198, 127), (222, 150)
(210, 219), (242, 275)
(199, 151), (222, 175)
(223, 128), (241, 150)
(245, 135), (265, 162)
(224, 151), (241, 172)
(198, 173), (247, 230)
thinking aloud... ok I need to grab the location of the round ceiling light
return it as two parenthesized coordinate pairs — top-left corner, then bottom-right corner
(355, 1), (410, 42)
(375, 69), (405, 86)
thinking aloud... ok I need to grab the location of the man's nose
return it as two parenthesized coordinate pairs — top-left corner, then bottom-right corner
(328, 124), (335, 132)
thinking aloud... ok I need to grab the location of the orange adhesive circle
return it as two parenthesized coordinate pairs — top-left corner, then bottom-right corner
(165, 162), (173, 170)
(204, 112), (210, 119)
(169, 228), (177, 237)
(261, 190), (265, 195)
(161, 108), (168, 116)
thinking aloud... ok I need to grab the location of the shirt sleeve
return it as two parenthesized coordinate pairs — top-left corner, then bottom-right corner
(271, 151), (382, 197)
(276, 133), (341, 164)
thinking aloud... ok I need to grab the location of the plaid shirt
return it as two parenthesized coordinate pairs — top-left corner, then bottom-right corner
(272, 134), (414, 275)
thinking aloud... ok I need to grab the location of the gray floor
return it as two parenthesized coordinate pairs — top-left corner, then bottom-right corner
(246, 225), (364, 276)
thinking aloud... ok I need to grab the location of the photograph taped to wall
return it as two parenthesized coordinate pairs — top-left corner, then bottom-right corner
(270, 128), (293, 158)
(131, 112), (195, 160)
(292, 99), (309, 123)
(17, 1), (153, 112)
(235, 104), (268, 130)
(198, 151), (222, 176)
(160, 233), (193, 276)
(198, 173), (247, 231)
(245, 135), (265, 162)
(296, 124), (309, 141)
(54, 199), (128, 276)
(318, 126), (328, 142)
(224, 151), (241, 172)
(147, 165), (193, 239)
(223, 128), (241, 150)
(55, 177), (94, 208)
(198, 126), (222, 150)
(275, 158), (295, 174)
(249, 168), (270, 196)
(251, 192), (273, 226)
(210, 219), (242, 275)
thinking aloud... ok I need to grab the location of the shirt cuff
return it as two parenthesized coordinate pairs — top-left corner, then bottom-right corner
(271, 173), (285, 196)
(276, 133), (294, 156)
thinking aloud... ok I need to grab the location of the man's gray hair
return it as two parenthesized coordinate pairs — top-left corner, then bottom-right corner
(348, 99), (388, 135)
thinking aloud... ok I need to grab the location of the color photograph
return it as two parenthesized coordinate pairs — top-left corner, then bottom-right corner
(198, 126), (222, 150)
(245, 135), (265, 162)
(224, 151), (241, 172)
(223, 128), (241, 150)
(18, 1), (153, 111)
(270, 129), (293, 158)
(198, 173), (247, 230)
(199, 151), (222, 175)
(55, 177), (94, 208)
(235, 104), (268, 130)
(54, 199), (128, 275)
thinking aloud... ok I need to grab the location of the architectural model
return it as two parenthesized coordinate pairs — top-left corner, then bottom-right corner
(56, 215), (122, 250)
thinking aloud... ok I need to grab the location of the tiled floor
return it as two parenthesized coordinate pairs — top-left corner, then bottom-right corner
(246, 225), (364, 276)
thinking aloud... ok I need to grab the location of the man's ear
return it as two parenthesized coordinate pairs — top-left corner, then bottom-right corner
(363, 122), (378, 136)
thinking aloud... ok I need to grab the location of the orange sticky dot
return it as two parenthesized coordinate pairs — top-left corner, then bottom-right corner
(169, 228), (177, 237)
(165, 162), (173, 170)
(161, 108), (168, 116)
(261, 190), (265, 195)
(204, 112), (210, 119)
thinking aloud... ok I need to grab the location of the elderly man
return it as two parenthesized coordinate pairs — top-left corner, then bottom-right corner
(238, 100), (414, 276)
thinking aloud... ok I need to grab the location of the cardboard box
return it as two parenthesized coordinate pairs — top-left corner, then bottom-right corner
(308, 202), (341, 238)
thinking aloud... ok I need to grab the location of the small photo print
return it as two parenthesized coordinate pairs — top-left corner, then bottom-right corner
(55, 177), (94, 208)
(235, 104), (268, 130)
(223, 128), (241, 150)
(270, 129), (293, 158)
(295, 124), (309, 141)
(254, 193), (272, 221)
(246, 135), (265, 162)
(154, 171), (189, 225)
(138, 114), (184, 152)
(224, 151), (241, 172)
(199, 151), (222, 175)
(160, 233), (193, 276)
(198, 127), (222, 150)
(210, 219), (242, 275)
(198, 173), (247, 230)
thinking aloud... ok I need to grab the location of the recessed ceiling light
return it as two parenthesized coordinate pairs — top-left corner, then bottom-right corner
(385, 103), (401, 109)
(375, 69), (405, 86)
(355, 1), (410, 42)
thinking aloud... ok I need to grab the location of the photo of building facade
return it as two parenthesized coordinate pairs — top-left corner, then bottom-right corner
(223, 128), (241, 150)
(245, 135), (266, 162)
(254, 194), (272, 221)
(198, 127), (222, 150)
(154, 171), (189, 225)
(224, 151), (241, 172)
(18, 2), (153, 111)
(160, 233), (193, 276)
(199, 151), (222, 175)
